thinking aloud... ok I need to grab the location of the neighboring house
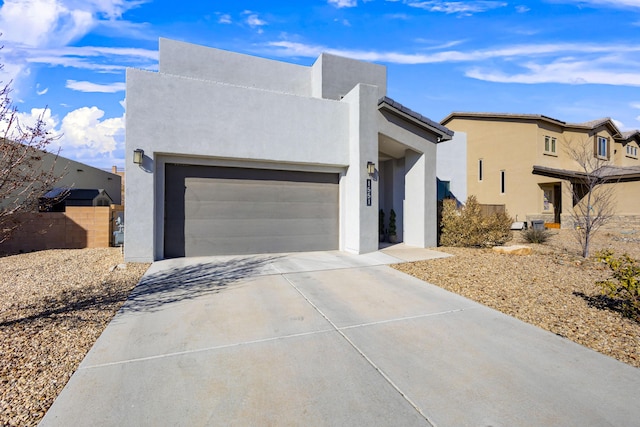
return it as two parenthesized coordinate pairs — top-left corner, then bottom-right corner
(0, 147), (122, 254)
(125, 38), (453, 262)
(436, 131), (467, 204)
(440, 112), (640, 229)
(0, 145), (122, 210)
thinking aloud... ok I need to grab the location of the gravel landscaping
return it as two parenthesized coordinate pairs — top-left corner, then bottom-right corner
(0, 248), (150, 427)
(1, 230), (638, 425)
(395, 229), (640, 369)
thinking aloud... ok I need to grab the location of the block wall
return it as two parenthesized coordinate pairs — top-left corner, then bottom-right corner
(0, 206), (119, 254)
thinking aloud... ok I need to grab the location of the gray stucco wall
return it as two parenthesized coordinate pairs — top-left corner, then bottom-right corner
(159, 38), (312, 96)
(312, 53), (387, 101)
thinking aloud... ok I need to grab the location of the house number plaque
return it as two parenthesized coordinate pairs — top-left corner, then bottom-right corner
(366, 179), (372, 206)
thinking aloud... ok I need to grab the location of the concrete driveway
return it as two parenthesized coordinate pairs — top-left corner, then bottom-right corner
(41, 246), (640, 426)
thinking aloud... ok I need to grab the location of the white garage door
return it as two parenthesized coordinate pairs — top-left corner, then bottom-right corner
(164, 164), (339, 258)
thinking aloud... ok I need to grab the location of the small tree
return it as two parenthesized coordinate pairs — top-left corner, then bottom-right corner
(564, 137), (616, 258)
(0, 55), (63, 243)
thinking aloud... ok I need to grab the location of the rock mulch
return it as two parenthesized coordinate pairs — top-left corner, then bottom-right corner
(394, 229), (640, 369)
(0, 248), (150, 427)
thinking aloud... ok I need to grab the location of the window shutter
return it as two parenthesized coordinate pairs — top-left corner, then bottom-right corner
(607, 137), (610, 160)
(593, 135), (598, 157)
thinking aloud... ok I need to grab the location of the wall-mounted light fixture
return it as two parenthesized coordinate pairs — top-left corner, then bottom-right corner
(367, 161), (376, 176)
(133, 148), (144, 165)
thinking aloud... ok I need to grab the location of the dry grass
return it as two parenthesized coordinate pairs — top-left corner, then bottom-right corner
(0, 248), (149, 427)
(394, 229), (640, 368)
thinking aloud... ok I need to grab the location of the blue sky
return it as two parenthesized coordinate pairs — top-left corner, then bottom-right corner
(1, 0), (640, 169)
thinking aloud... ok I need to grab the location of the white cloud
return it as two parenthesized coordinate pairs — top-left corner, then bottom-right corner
(466, 53), (640, 86)
(515, 5), (530, 12)
(246, 13), (267, 32)
(37, 87), (49, 95)
(60, 106), (124, 155)
(0, 107), (61, 142)
(66, 80), (126, 93)
(406, 1), (507, 15)
(0, 0), (152, 92)
(266, 40), (640, 87)
(630, 102), (640, 109)
(328, 0), (358, 7)
(0, 0), (93, 48)
(218, 13), (232, 24)
(561, 0), (640, 8)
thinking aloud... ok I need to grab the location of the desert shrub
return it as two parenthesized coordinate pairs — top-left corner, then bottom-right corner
(596, 250), (640, 321)
(522, 227), (552, 244)
(440, 195), (513, 247)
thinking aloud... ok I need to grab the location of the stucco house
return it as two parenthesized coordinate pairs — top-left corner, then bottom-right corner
(441, 112), (640, 229)
(125, 38), (453, 262)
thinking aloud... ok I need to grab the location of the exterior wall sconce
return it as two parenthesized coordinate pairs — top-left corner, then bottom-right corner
(133, 149), (144, 165)
(367, 161), (376, 175)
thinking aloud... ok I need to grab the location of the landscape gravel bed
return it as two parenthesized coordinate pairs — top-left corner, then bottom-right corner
(394, 229), (640, 369)
(0, 248), (150, 427)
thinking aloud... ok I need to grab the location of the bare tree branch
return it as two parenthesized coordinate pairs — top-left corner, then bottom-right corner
(563, 136), (617, 258)
(0, 52), (66, 243)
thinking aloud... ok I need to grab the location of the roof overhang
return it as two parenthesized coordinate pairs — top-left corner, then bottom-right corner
(378, 97), (454, 142)
(532, 165), (640, 183)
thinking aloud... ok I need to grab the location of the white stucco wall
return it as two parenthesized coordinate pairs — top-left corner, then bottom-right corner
(437, 131), (467, 203)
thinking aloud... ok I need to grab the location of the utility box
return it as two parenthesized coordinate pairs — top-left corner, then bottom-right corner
(532, 220), (545, 230)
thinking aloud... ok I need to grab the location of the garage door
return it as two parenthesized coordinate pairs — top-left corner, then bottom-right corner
(164, 164), (339, 258)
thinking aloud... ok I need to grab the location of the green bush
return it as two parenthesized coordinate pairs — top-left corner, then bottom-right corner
(522, 228), (552, 244)
(596, 250), (640, 321)
(440, 195), (513, 247)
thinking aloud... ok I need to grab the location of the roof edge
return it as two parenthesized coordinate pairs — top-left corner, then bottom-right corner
(378, 96), (454, 140)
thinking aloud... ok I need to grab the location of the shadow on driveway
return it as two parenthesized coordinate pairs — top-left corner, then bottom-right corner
(121, 255), (281, 314)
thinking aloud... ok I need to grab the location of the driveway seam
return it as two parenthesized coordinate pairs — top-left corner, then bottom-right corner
(79, 328), (336, 370)
(281, 272), (438, 427)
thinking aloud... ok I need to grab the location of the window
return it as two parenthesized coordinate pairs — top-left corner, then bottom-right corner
(626, 144), (638, 159)
(437, 180), (451, 201)
(543, 188), (552, 211)
(478, 159), (483, 181)
(500, 170), (506, 194)
(596, 136), (609, 159)
(544, 136), (557, 155)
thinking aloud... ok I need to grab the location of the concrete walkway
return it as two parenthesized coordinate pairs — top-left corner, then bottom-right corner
(41, 245), (640, 426)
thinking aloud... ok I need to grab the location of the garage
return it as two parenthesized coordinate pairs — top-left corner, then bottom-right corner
(164, 164), (340, 258)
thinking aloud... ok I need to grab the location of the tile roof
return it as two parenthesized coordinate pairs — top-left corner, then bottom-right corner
(379, 96), (454, 138)
(442, 112), (624, 137)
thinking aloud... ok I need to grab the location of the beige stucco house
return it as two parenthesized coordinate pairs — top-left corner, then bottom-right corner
(440, 112), (640, 229)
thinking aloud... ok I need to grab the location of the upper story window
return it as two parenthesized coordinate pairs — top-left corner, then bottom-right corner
(544, 136), (557, 155)
(596, 136), (609, 160)
(500, 170), (506, 194)
(478, 159), (483, 181)
(626, 144), (638, 159)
